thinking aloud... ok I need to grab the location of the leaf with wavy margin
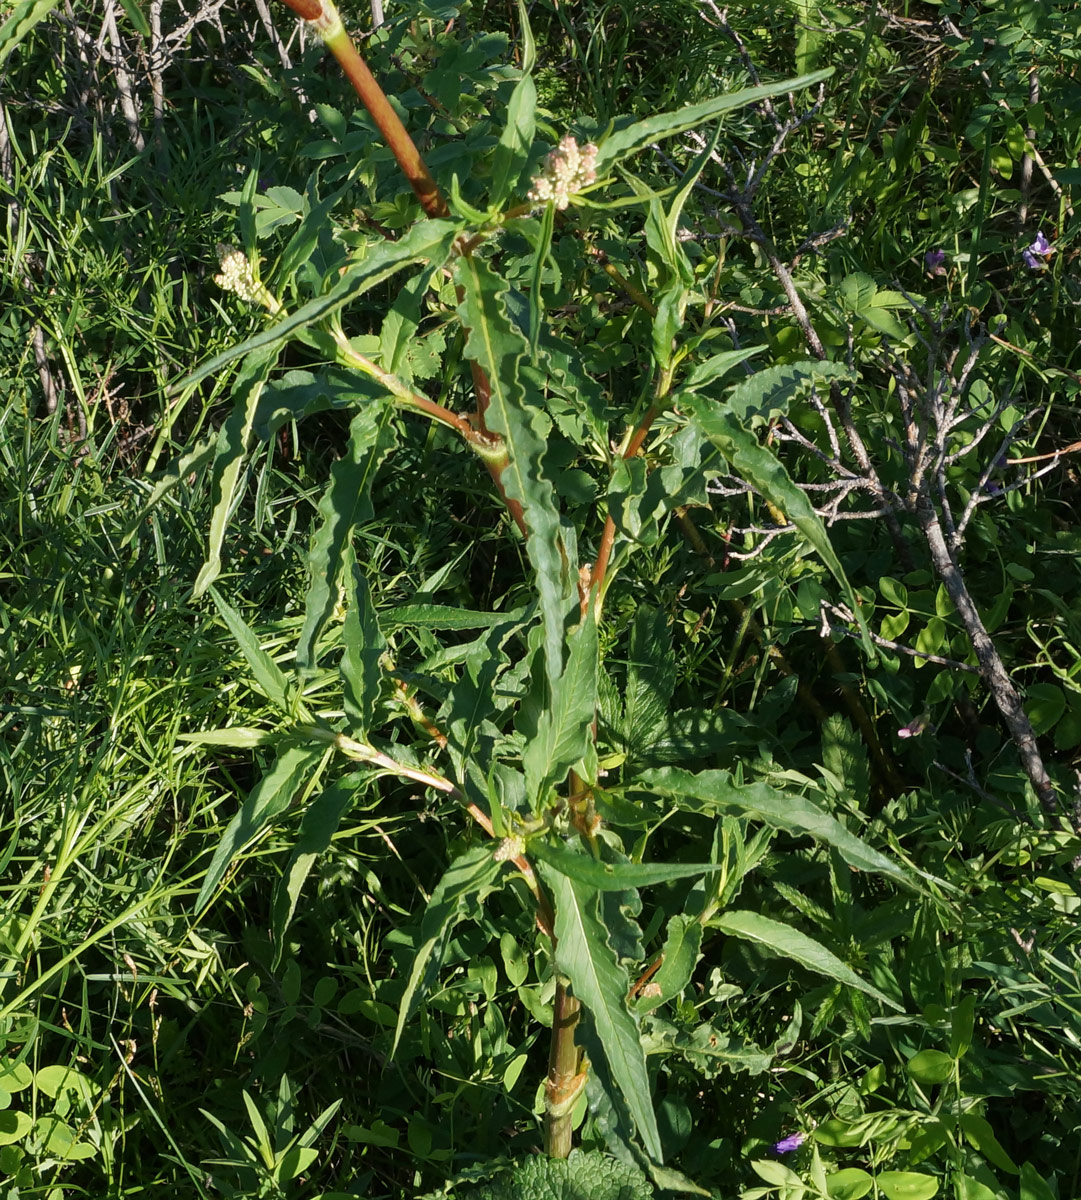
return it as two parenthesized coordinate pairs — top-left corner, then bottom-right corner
(711, 910), (901, 1010)
(196, 742), (327, 911)
(296, 403), (397, 670)
(541, 864), (663, 1162)
(180, 220), (460, 391)
(682, 392), (873, 656)
(392, 846), (502, 1057)
(455, 254), (572, 685)
(192, 345), (277, 598)
(594, 70), (832, 174)
(635, 766), (916, 887)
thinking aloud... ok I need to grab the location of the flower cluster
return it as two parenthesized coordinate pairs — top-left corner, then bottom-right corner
(527, 135), (599, 211)
(1022, 230), (1054, 271)
(494, 834), (526, 863)
(213, 244), (282, 313)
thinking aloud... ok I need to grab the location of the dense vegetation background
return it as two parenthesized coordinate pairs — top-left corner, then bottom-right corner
(1, 1), (1079, 1197)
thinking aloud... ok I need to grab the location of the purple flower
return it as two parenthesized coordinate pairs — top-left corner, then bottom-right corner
(1022, 230), (1054, 271)
(773, 1133), (805, 1154)
(924, 249), (947, 277)
(898, 715), (933, 739)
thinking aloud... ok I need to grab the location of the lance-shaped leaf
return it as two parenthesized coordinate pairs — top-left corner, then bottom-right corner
(711, 910), (902, 1011)
(594, 69), (833, 174)
(721, 360), (853, 425)
(682, 391), (873, 656)
(522, 607), (598, 802)
(637, 914), (703, 1011)
(392, 846), (502, 1057)
(208, 587), (295, 717)
(296, 402), (397, 669)
(540, 864), (664, 1163)
(0, 0), (62, 66)
(341, 560), (386, 737)
(456, 254), (572, 684)
(489, 71), (537, 208)
(192, 344), (278, 599)
(271, 773), (367, 965)
(195, 742), (327, 911)
(530, 840), (718, 893)
(635, 766), (916, 887)
(180, 220), (460, 391)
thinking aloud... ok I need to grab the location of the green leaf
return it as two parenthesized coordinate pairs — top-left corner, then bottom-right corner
(522, 607), (598, 801)
(117, 0), (150, 37)
(638, 914), (703, 1010)
(271, 775), (366, 965)
(0, 1110), (32, 1146)
(540, 865), (663, 1162)
(180, 220), (460, 391)
(681, 346), (765, 390)
(383, 604), (527, 631)
(1025, 682), (1067, 736)
(209, 588), (293, 716)
(0, 1061), (32, 1093)
(490, 73), (536, 208)
(530, 841), (718, 892)
(875, 1171), (939, 1200)
(958, 1113), (1018, 1173)
(905, 1049), (954, 1084)
(455, 253), (573, 686)
(622, 606), (676, 751)
(826, 1169), (874, 1199)
(392, 846), (502, 1057)
(711, 911), (901, 1010)
(1019, 1163), (1057, 1200)
(722, 360), (854, 426)
(34, 1065), (94, 1102)
(195, 743), (327, 911)
(683, 392), (873, 657)
(192, 345), (278, 599)
(0, 0), (61, 66)
(635, 767), (916, 886)
(341, 562), (386, 736)
(594, 69), (833, 173)
(296, 402), (397, 669)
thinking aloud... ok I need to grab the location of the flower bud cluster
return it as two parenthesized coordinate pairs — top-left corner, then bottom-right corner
(494, 834), (526, 863)
(527, 135), (599, 211)
(213, 244), (281, 314)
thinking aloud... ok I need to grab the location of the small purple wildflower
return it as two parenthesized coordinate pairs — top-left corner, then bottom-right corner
(773, 1133), (806, 1154)
(1022, 230), (1054, 271)
(898, 715), (933, 739)
(924, 249), (947, 277)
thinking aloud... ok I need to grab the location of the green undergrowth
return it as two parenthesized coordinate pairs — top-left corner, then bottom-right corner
(0, 1), (1079, 1198)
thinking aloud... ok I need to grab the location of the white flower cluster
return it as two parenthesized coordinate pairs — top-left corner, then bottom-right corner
(494, 834), (526, 863)
(527, 135), (599, 211)
(213, 244), (281, 313)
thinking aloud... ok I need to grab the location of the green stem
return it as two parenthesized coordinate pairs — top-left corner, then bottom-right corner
(544, 983), (583, 1158)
